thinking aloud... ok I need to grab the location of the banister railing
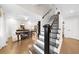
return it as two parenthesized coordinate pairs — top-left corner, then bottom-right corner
(42, 9), (52, 19)
(43, 12), (60, 54)
(50, 12), (60, 28)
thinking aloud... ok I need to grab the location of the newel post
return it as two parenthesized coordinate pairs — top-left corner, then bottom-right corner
(43, 24), (50, 54)
(38, 21), (41, 38)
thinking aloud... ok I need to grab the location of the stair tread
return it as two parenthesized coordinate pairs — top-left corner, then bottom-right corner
(38, 38), (59, 48)
(33, 44), (44, 54)
(41, 30), (59, 35)
(34, 39), (59, 52)
(39, 35), (59, 42)
(39, 34), (60, 39)
(50, 41), (59, 48)
(33, 44), (58, 54)
(39, 36), (59, 42)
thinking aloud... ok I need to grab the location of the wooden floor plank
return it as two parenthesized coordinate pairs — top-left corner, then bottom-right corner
(60, 38), (79, 54)
(0, 33), (37, 54)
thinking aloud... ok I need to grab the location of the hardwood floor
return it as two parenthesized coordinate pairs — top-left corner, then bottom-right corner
(0, 33), (79, 54)
(0, 33), (37, 54)
(60, 38), (79, 54)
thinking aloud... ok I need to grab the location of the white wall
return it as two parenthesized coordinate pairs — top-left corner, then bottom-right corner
(6, 17), (20, 41)
(64, 17), (79, 40)
(0, 17), (7, 49)
(55, 4), (79, 40)
(0, 8), (8, 49)
(5, 16), (37, 41)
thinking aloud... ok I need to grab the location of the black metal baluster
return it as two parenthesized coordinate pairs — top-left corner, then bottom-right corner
(57, 12), (60, 28)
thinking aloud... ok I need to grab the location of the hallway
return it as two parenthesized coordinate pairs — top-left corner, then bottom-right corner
(0, 4), (79, 54)
(0, 34), (37, 54)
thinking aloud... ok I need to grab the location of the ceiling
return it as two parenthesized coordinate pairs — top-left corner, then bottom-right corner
(0, 4), (54, 17)
(0, 4), (56, 23)
(56, 4), (79, 19)
(0, 4), (79, 21)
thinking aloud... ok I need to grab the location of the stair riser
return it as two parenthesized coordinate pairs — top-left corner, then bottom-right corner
(41, 30), (59, 35)
(39, 34), (60, 40)
(33, 45), (44, 54)
(38, 37), (59, 48)
(33, 44), (58, 54)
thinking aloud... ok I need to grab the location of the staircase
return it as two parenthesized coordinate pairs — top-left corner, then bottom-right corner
(29, 12), (61, 54)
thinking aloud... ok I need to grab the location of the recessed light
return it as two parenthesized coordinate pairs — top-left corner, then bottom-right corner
(25, 17), (28, 20)
(28, 21), (31, 25)
(70, 10), (74, 13)
(22, 16), (28, 20)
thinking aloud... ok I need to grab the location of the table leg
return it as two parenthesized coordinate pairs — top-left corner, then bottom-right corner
(17, 34), (19, 41)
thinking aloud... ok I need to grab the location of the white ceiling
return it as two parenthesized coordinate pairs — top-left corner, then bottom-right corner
(1, 4), (79, 21)
(18, 4), (52, 16)
(55, 4), (79, 19)
(0, 4), (55, 23)
(1, 4), (54, 17)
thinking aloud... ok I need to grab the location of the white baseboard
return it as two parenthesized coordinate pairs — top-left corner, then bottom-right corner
(0, 43), (7, 49)
(64, 36), (79, 41)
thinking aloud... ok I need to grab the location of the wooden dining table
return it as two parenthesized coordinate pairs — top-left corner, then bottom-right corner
(16, 29), (32, 41)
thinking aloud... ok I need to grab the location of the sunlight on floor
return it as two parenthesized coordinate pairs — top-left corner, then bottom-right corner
(0, 33), (37, 54)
